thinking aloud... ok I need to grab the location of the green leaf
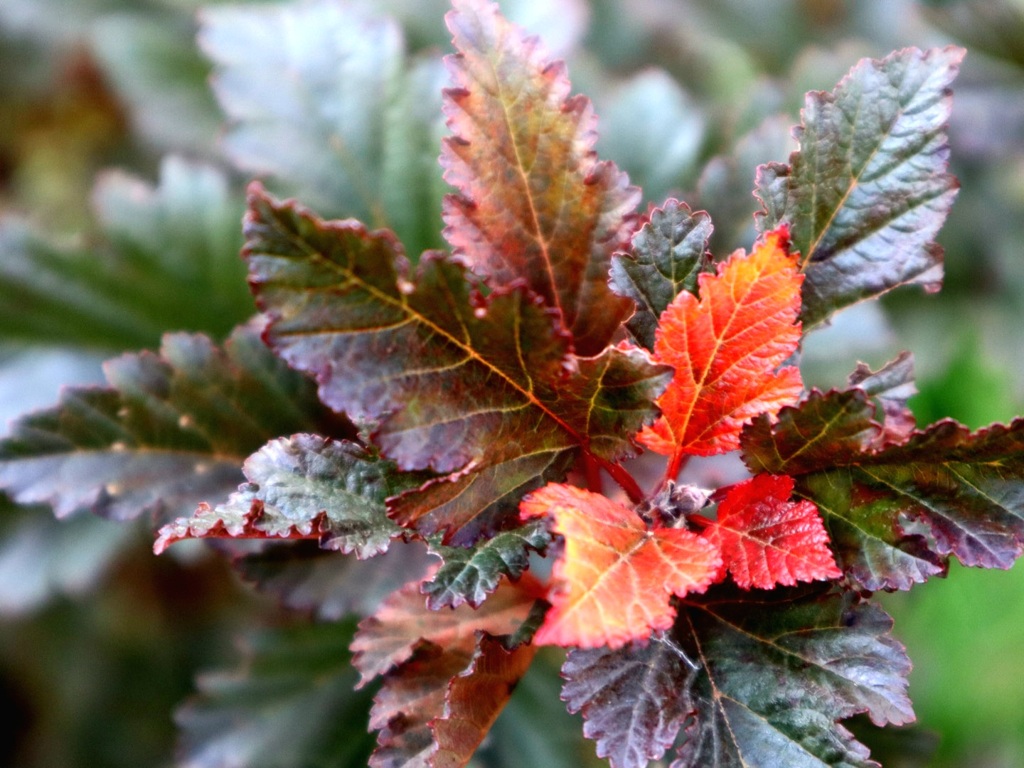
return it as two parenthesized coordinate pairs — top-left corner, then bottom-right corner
(175, 618), (376, 768)
(92, 13), (222, 153)
(755, 47), (963, 329)
(199, 0), (446, 254)
(0, 324), (334, 523)
(743, 389), (1024, 590)
(0, 497), (133, 613)
(0, 157), (251, 350)
(596, 70), (705, 206)
(673, 586), (913, 767)
(423, 519), (550, 609)
(235, 540), (434, 620)
(244, 187), (668, 543)
(562, 639), (694, 768)
(609, 199), (713, 351)
(442, 0), (638, 356)
(155, 435), (428, 557)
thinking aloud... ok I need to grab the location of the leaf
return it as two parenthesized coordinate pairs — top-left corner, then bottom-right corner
(200, 0), (446, 254)
(175, 618), (376, 768)
(637, 227), (804, 469)
(484, 650), (606, 768)
(0, 324), (334, 524)
(743, 389), (1024, 590)
(154, 435), (427, 557)
(370, 641), (472, 767)
(673, 586), (914, 767)
(694, 115), (796, 257)
(519, 483), (721, 649)
(0, 497), (133, 614)
(430, 634), (536, 768)
(596, 70), (705, 207)
(235, 540), (434, 620)
(351, 572), (544, 685)
(562, 640), (694, 768)
(441, 0), (638, 356)
(755, 47), (964, 329)
(0, 157), (251, 350)
(92, 13), (221, 153)
(702, 474), (841, 590)
(423, 520), (551, 609)
(609, 199), (713, 351)
(245, 187), (669, 542)
(847, 352), (917, 445)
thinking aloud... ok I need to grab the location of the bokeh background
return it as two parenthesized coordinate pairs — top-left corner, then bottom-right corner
(2, 1), (1024, 766)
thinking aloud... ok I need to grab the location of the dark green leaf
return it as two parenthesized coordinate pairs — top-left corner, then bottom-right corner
(176, 618), (376, 768)
(672, 586), (913, 767)
(562, 639), (693, 768)
(244, 187), (668, 542)
(155, 435), (428, 557)
(235, 540), (433, 620)
(0, 324), (335, 524)
(0, 157), (251, 350)
(423, 519), (550, 609)
(200, 0), (446, 254)
(923, 1), (1024, 72)
(744, 389), (1024, 590)
(610, 199), (713, 351)
(755, 47), (963, 329)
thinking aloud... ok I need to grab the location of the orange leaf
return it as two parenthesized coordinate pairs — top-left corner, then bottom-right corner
(520, 483), (721, 649)
(703, 474), (842, 590)
(638, 227), (803, 468)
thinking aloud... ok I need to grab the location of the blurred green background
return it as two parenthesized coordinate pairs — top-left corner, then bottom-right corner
(2, 0), (1024, 766)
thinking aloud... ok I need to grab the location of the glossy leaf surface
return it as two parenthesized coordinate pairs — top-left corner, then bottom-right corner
(562, 640), (693, 768)
(610, 199), (713, 351)
(703, 474), (841, 590)
(423, 520), (550, 609)
(154, 435), (426, 557)
(756, 47), (963, 329)
(351, 573), (543, 685)
(442, 0), (637, 355)
(638, 228), (803, 465)
(744, 389), (1024, 590)
(245, 187), (668, 542)
(673, 587), (913, 767)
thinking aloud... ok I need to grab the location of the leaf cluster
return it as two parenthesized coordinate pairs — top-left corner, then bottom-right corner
(3, 1), (1024, 767)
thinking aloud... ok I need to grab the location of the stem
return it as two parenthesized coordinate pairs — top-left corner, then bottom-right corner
(660, 450), (689, 492)
(594, 455), (645, 504)
(583, 453), (604, 495)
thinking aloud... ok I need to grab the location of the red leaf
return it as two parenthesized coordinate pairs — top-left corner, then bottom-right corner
(520, 483), (721, 649)
(442, 0), (637, 355)
(638, 227), (803, 473)
(351, 571), (543, 686)
(703, 474), (841, 590)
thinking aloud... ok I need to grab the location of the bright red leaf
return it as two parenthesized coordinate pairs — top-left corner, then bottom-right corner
(519, 483), (721, 649)
(638, 227), (804, 475)
(703, 474), (841, 590)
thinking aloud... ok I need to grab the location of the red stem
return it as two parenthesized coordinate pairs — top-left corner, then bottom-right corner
(595, 455), (645, 504)
(583, 453), (604, 495)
